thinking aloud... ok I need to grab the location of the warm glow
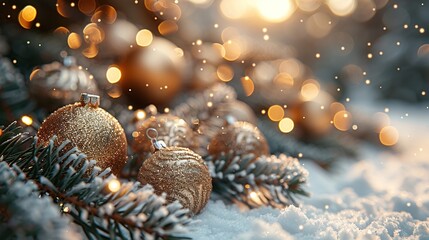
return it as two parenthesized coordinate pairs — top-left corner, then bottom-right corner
(223, 41), (242, 61)
(241, 76), (255, 96)
(82, 44), (99, 58)
(78, 0), (96, 15)
(249, 191), (258, 199)
(379, 126), (399, 146)
(327, 0), (357, 16)
(67, 32), (82, 49)
(255, 0), (296, 23)
(279, 118), (294, 133)
(136, 29), (153, 47)
(83, 23), (104, 44)
(217, 64), (234, 82)
(333, 110), (352, 131)
(21, 5), (37, 22)
(300, 80), (320, 101)
(108, 179), (121, 193)
(297, 0), (322, 12)
(220, 0), (249, 19)
(106, 66), (122, 84)
(21, 115), (33, 126)
(274, 73), (294, 87)
(91, 5), (117, 24)
(18, 12), (31, 29)
(268, 105), (285, 121)
(158, 20), (179, 35)
(279, 59), (303, 78)
(135, 110), (146, 120)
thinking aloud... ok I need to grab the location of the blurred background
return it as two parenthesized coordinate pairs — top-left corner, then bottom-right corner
(1, 0), (428, 166)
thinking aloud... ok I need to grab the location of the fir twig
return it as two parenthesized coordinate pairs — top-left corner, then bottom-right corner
(0, 161), (79, 240)
(0, 122), (192, 239)
(205, 152), (309, 209)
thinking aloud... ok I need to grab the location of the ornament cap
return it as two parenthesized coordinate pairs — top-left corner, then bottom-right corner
(146, 128), (167, 151)
(80, 93), (100, 108)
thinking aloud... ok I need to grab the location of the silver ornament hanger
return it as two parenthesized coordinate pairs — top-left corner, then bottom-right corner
(80, 93), (100, 108)
(146, 128), (167, 151)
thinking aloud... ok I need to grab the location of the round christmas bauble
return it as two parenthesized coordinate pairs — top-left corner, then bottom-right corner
(289, 91), (334, 139)
(132, 114), (197, 156)
(37, 94), (127, 176)
(120, 37), (185, 107)
(138, 146), (212, 214)
(28, 57), (99, 112)
(208, 121), (270, 157)
(213, 100), (257, 125)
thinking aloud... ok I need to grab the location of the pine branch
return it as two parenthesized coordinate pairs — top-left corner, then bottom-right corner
(0, 122), (192, 239)
(0, 161), (79, 240)
(205, 152), (309, 209)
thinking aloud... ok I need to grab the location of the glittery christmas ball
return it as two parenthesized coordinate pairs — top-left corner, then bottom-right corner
(208, 121), (270, 158)
(120, 37), (185, 107)
(138, 146), (212, 214)
(132, 114), (197, 156)
(28, 57), (99, 112)
(37, 94), (127, 176)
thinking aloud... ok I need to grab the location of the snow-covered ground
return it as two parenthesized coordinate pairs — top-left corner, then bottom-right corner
(189, 103), (429, 239)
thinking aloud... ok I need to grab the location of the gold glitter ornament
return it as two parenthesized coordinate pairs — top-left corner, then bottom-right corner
(132, 114), (197, 156)
(138, 129), (212, 214)
(37, 93), (128, 176)
(28, 57), (99, 112)
(208, 121), (270, 158)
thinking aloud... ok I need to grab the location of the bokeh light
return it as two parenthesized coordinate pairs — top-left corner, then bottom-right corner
(255, 0), (296, 23)
(333, 110), (352, 131)
(279, 117), (294, 133)
(136, 29), (153, 47)
(379, 126), (399, 146)
(106, 66), (122, 84)
(268, 105), (285, 121)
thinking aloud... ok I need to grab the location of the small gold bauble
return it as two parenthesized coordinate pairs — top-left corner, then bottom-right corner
(37, 94), (128, 176)
(208, 121), (270, 157)
(138, 146), (212, 214)
(132, 114), (197, 156)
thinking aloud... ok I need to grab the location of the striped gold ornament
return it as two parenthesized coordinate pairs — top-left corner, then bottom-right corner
(138, 146), (212, 214)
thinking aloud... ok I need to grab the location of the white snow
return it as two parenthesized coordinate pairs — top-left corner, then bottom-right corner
(189, 104), (429, 239)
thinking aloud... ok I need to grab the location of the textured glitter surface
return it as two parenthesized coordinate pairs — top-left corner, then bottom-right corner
(208, 121), (270, 158)
(37, 102), (128, 176)
(139, 146), (212, 214)
(132, 114), (197, 155)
